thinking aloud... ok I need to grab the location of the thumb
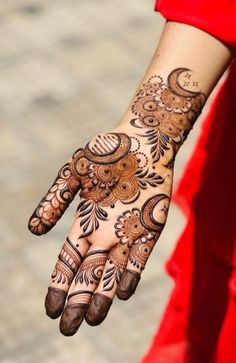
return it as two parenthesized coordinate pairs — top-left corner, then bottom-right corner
(28, 148), (83, 235)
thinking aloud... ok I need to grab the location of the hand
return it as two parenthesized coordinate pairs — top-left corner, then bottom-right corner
(28, 68), (205, 336)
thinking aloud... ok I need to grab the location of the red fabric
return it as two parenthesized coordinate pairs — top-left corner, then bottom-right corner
(155, 0), (236, 47)
(141, 2), (236, 362)
(142, 63), (236, 363)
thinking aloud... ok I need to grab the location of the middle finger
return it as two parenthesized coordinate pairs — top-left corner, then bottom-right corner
(60, 245), (109, 335)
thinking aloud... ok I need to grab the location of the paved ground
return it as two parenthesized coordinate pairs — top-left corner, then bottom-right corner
(0, 1), (205, 362)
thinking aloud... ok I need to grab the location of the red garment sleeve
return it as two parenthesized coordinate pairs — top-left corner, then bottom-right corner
(155, 0), (236, 48)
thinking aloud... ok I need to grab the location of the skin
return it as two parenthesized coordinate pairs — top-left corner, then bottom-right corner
(28, 22), (233, 336)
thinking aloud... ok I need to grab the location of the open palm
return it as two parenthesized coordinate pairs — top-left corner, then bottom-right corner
(28, 68), (204, 335)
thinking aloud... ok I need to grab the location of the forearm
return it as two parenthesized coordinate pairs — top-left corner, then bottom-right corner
(119, 22), (233, 131)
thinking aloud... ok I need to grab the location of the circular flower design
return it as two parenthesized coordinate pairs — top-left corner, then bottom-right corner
(115, 208), (146, 247)
(140, 115), (160, 128)
(132, 96), (158, 116)
(144, 81), (160, 92)
(112, 178), (139, 203)
(72, 152), (90, 177)
(79, 147), (142, 207)
(88, 164), (114, 187)
(170, 112), (192, 131)
(111, 154), (138, 178)
(143, 100), (158, 112)
(155, 85), (191, 113)
(130, 239), (155, 270)
(159, 120), (179, 138)
(39, 202), (61, 226)
(109, 244), (130, 269)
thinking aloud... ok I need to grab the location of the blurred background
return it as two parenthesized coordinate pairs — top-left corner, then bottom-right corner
(0, 1), (206, 362)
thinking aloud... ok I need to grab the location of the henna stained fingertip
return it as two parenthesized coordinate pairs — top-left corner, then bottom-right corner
(45, 287), (67, 319)
(59, 304), (88, 336)
(85, 293), (113, 326)
(116, 269), (141, 300)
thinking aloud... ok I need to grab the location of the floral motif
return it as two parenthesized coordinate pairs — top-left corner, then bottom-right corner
(113, 193), (170, 274)
(155, 85), (192, 113)
(75, 133), (165, 237)
(28, 163), (80, 235)
(102, 244), (130, 292)
(75, 250), (108, 286)
(129, 238), (155, 271)
(114, 209), (146, 246)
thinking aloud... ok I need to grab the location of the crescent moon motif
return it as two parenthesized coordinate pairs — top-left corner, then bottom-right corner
(141, 194), (170, 233)
(168, 68), (200, 98)
(84, 133), (131, 165)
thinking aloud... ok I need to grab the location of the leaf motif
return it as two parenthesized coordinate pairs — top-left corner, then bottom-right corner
(77, 202), (92, 215)
(80, 215), (91, 227)
(145, 129), (155, 135)
(105, 266), (116, 274)
(115, 268), (122, 282)
(103, 270), (115, 280)
(138, 180), (147, 188)
(78, 204), (93, 217)
(96, 206), (108, 220)
(103, 280), (115, 291)
(130, 118), (142, 128)
(151, 145), (157, 154)
(77, 201), (108, 237)
(95, 218), (99, 230)
(83, 219), (91, 231)
(136, 167), (164, 189)
(85, 274), (89, 286)
(149, 137), (158, 144)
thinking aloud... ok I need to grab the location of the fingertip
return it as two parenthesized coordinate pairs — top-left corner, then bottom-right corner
(85, 293), (112, 326)
(59, 304), (87, 336)
(116, 270), (140, 300)
(28, 214), (51, 236)
(116, 288), (132, 301)
(45, 287), (67, 319)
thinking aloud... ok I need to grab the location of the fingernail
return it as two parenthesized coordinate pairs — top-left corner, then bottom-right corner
(85, 293), (112, 326)
(59, 304), (88, 336)
(116, 270), (140, 300)
(45, 287), (67, 319)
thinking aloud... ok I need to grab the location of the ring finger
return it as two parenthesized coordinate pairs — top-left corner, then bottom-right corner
(85, 242), (130, 326)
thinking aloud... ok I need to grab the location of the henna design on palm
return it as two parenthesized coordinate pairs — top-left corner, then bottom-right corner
(28, 68), (206, 334)
(76, 133), (165, 237)
(101, 194), (170, 292)
(29, 132), (165, 238)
